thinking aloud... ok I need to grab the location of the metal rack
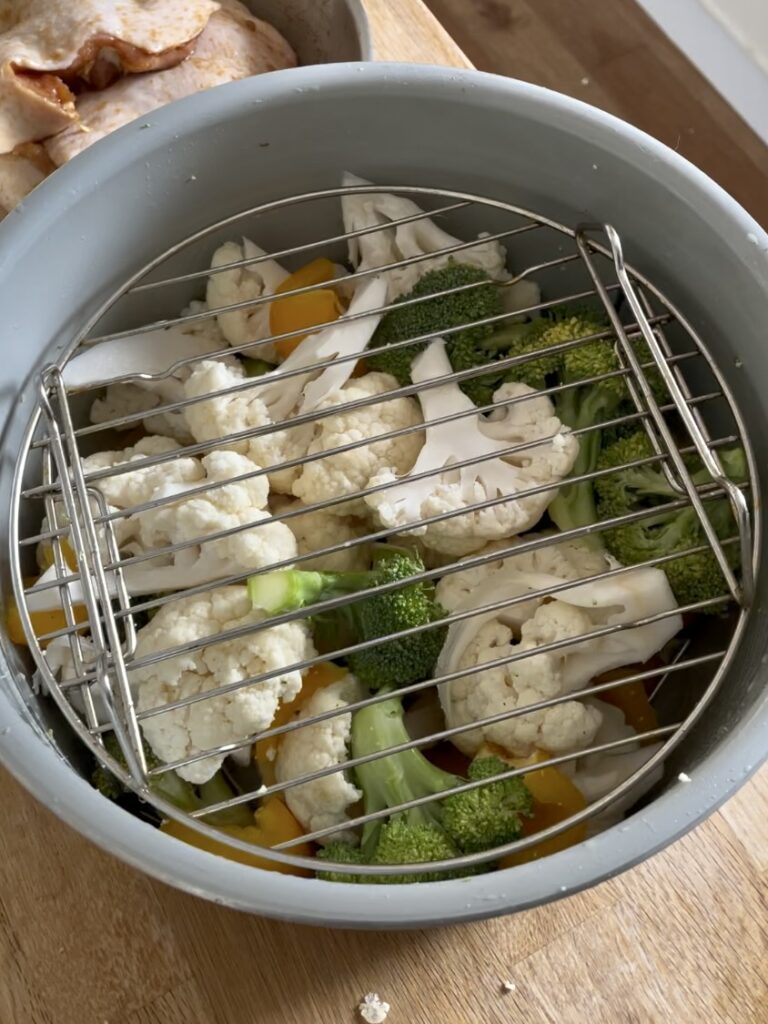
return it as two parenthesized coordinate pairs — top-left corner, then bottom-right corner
(9, 185), (757, 876)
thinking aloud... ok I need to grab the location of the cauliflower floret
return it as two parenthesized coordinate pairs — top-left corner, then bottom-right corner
(446, 611), (604, 757)
(184, 359), (312, 493)
(125, 450), (297, 592)
(206, 237), (288, 360)
(272, 497), (371, 572)
(45, 634), (97, 690)
(365, 340), (579, 555)
(183, 276), (391, 493)
(438, 565), (682, 758)
(508, 534), (615, 580)
(275, 673), (364, 841)
(82, 435), (203, 507)
(436, 533), (613, 613)
(82, 310), (232, 442)
(291, 371), (423, 517)
(91, 383), (191, 442)
(83, 438), (297, 592)
(44, 635), (117, 728)
(133, 587), (314, 783)
(341, 173), (510, 300)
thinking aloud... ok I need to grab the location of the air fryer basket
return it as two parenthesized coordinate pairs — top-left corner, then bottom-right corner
(0, 64), (766, 926)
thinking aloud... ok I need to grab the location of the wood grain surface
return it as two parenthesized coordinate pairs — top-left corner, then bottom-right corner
(366, 0), (472, 67)
(423, 0), (768, 228)
(1, 2), (767, 1023)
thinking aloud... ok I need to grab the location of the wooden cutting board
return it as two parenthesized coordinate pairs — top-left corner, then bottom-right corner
(1, 3), (766, 1022)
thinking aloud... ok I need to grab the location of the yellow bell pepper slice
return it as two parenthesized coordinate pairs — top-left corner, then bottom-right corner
(7, 602), (88, 649)
(7, 542), (86, 649)
(254, 661), (348, 785)
(38, 538), (77, 572)
(477, 745), (588, 866)
(270, 258), (345, 358)
(161, 797), (314, 876)
(595, 668), (659, 734)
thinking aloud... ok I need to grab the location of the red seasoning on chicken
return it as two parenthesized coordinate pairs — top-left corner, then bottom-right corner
(45, 0), (297, 167)
(0, 141), (53, 217)
(0, 0), (221, 152)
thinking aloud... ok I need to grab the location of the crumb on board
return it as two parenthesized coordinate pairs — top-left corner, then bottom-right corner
(678, 772), (691, 783)
(358, 992), (390, 1023)
(501, 980), (517, 993)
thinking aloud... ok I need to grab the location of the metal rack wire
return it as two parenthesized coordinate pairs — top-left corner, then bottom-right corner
(9, 184), (757, 877)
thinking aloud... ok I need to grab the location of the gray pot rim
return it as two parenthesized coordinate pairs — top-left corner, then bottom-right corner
(0, 61), (766, 929)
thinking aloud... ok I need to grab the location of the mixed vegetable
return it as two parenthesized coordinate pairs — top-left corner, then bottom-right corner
(13, 177), (745, 883)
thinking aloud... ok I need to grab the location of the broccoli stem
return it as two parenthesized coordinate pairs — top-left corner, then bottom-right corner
(348, 696), (533, 870)
(153, 767), (201, 813)
(197, 775), (254, 827)
(249, 570), (338, 615)
(249, 548), (447, 691)
(477, 321), (534, 352)
(248, 565), (388, 615)
(351, 695), (459, 858)
(549, 386), (620, 546)
(93, 734), (252, 826)
(146, 768), (253, 827)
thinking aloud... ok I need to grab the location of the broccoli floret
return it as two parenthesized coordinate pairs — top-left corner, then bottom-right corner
(448, 310), (576, 401)
(316, 824), (461, 885)
(313, 696), (463, 883)
(593, 430), (674, 519)
(314, 696), (531, 883)
(469, 308), (671, 542)
(248, 547), (447, 690)
(560, 322), (630, 404)
(367, 263), (503, 402)
(91, 740), (125, 802)
(601, 419), (647, 449)
(369, 819), (462, 883)
(93, 733), (194, 806)
(441, 755), (532, 854)
(596, 432), (747, 516)
(595, 431), (747, 608)
(608, 507), (737, 609)
(92, 734), (251, 826)
(493, 318), (565, 391)
(314, 698), (532, 883)
(448, 320), (528, 407)
(351, 695), (459, 858)
(316, 841), (367, 883)
(538, 314), (621, 537)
